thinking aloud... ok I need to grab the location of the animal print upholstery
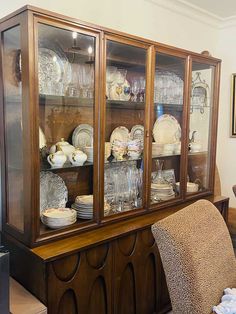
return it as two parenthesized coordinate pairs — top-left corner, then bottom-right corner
(152, 200), (236, 314)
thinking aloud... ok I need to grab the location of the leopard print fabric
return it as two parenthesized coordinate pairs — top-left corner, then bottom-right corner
(152, 200), (236, 314)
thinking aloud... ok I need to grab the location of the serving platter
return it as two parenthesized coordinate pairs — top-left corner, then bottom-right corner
(153, 114), (181, 144)
(40, 171), (68, 214)
(110, 126), (129, 145)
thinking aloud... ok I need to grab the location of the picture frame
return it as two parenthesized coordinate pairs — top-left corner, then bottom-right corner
(231, 73), (236, 137)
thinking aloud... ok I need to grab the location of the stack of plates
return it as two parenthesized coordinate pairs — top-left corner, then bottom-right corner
(72, 195), (110, 219)
(41, 208), (77, 229)
(151, 183), (175, 201)
(152, 143), (163, 156)
(84, 147), (93, 163)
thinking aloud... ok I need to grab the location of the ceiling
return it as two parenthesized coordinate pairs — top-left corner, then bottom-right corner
(181, 0), (236, 18)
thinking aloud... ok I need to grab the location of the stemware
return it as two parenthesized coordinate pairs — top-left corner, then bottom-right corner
(116, 69), (127, 100)
(106, 66), (117, 100)
(131, 79), (139, 102)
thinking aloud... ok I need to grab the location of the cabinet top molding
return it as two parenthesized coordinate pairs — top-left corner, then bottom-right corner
(0, 5), (221, 63)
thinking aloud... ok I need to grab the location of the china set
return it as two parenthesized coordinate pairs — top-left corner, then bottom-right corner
(47, 138), (87, 168)
(40, 171), (100, 229)
(110, 125), (144, 160)
(71, 195), (110, 219)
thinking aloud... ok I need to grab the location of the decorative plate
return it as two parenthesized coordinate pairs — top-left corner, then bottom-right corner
(130, 125), (144, 148)
(72, 124), (93, 150)
(40, 171), (68, 214)
(153, 114), (181, 144)
(110, 126), (130, 144)
(38, 48), (72, 95)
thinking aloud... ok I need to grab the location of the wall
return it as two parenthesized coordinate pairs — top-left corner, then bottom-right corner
(216, 25), (236, 207)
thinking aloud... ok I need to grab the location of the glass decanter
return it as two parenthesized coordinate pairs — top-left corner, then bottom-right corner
(153, 159), (167, 184)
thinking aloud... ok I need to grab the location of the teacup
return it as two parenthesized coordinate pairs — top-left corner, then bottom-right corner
(47, 151), (67, 168)
(69, 149), (87, 166)
(189, 142), (202, 153)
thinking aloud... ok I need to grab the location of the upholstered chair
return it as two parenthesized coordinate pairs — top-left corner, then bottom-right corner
(152, 200), (236, 314)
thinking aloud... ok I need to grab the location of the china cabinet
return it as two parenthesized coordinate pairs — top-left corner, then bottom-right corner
(0, 5), (226, 314)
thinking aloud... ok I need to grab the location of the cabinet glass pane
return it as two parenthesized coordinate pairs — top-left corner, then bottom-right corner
(2, 26), (24, 231)
(150, 53), (185, 204)
(38, 23), (96, 232)
(104, 40), (146, 216)
(187, 62), (215, 194)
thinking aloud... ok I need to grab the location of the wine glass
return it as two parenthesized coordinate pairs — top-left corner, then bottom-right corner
(106, 66), (117, 100)
(116, 69), (126, 100)
(131, 79), (139, 102)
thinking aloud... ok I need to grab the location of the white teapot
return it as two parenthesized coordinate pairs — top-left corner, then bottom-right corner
(69, 149), (87, 166)
(50, 138), (75, 157)
(47, 151), (67, 168)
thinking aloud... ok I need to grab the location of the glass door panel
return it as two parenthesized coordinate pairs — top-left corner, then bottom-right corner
(104, 40), (147, 216)
(150, 52), (185, 205)
(38, 23), (96, 233)
(2, 26), (24, 231)
(187, 62), (215, 195)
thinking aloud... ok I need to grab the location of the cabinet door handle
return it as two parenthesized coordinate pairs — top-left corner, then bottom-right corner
(146, 130), (150, 138)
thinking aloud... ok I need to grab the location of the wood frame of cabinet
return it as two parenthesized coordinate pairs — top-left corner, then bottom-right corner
(0, 6), (221, 248)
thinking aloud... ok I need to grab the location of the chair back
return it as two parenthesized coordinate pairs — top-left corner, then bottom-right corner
(152, 200), (236, 314)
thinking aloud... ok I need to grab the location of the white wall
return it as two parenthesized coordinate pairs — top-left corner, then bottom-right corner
(0, 0), (218, 53)
(216, 26), (236, 207)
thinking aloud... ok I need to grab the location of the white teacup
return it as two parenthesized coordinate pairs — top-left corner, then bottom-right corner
(47, 151), (67, 168)
(189, 142), (202, 153)
(69, 149), (87, 166)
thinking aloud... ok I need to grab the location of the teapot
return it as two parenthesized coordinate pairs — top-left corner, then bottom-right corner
(69, 149), (87, 166)
(47, 151), (67, 168)
(50, 138), (75, 157)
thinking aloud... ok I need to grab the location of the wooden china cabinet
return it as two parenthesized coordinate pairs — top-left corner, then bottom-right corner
(0, 5), (227, 314)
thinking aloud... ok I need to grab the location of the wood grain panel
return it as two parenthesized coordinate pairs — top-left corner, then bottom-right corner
(88, 276), (107, 314)
(58, 289), (78, 314)
(117, 233), (137, 256)
(86, 243), (109, 269)
(52, 253), (80, 281)
(117, 263), (136, 314)
(141, 228), (155, 247)
(143, 253), (157, 314)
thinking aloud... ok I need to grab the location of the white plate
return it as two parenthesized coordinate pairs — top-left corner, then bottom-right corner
(110, 126), (129, 145)
(130, 125), (144, 148)
(38, 48), (72, 95)
(40, 171), (68, 214)
(153, 114), (181, 144)
(72, 124), (93, 150)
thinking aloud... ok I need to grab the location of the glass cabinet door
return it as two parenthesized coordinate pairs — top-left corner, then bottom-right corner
(186, 61), (215, 196)
(37, 22), (97, 234)
(149, 52), (186, 205)
(1, 25), (24, 232)
(104, 38), (148, 216)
